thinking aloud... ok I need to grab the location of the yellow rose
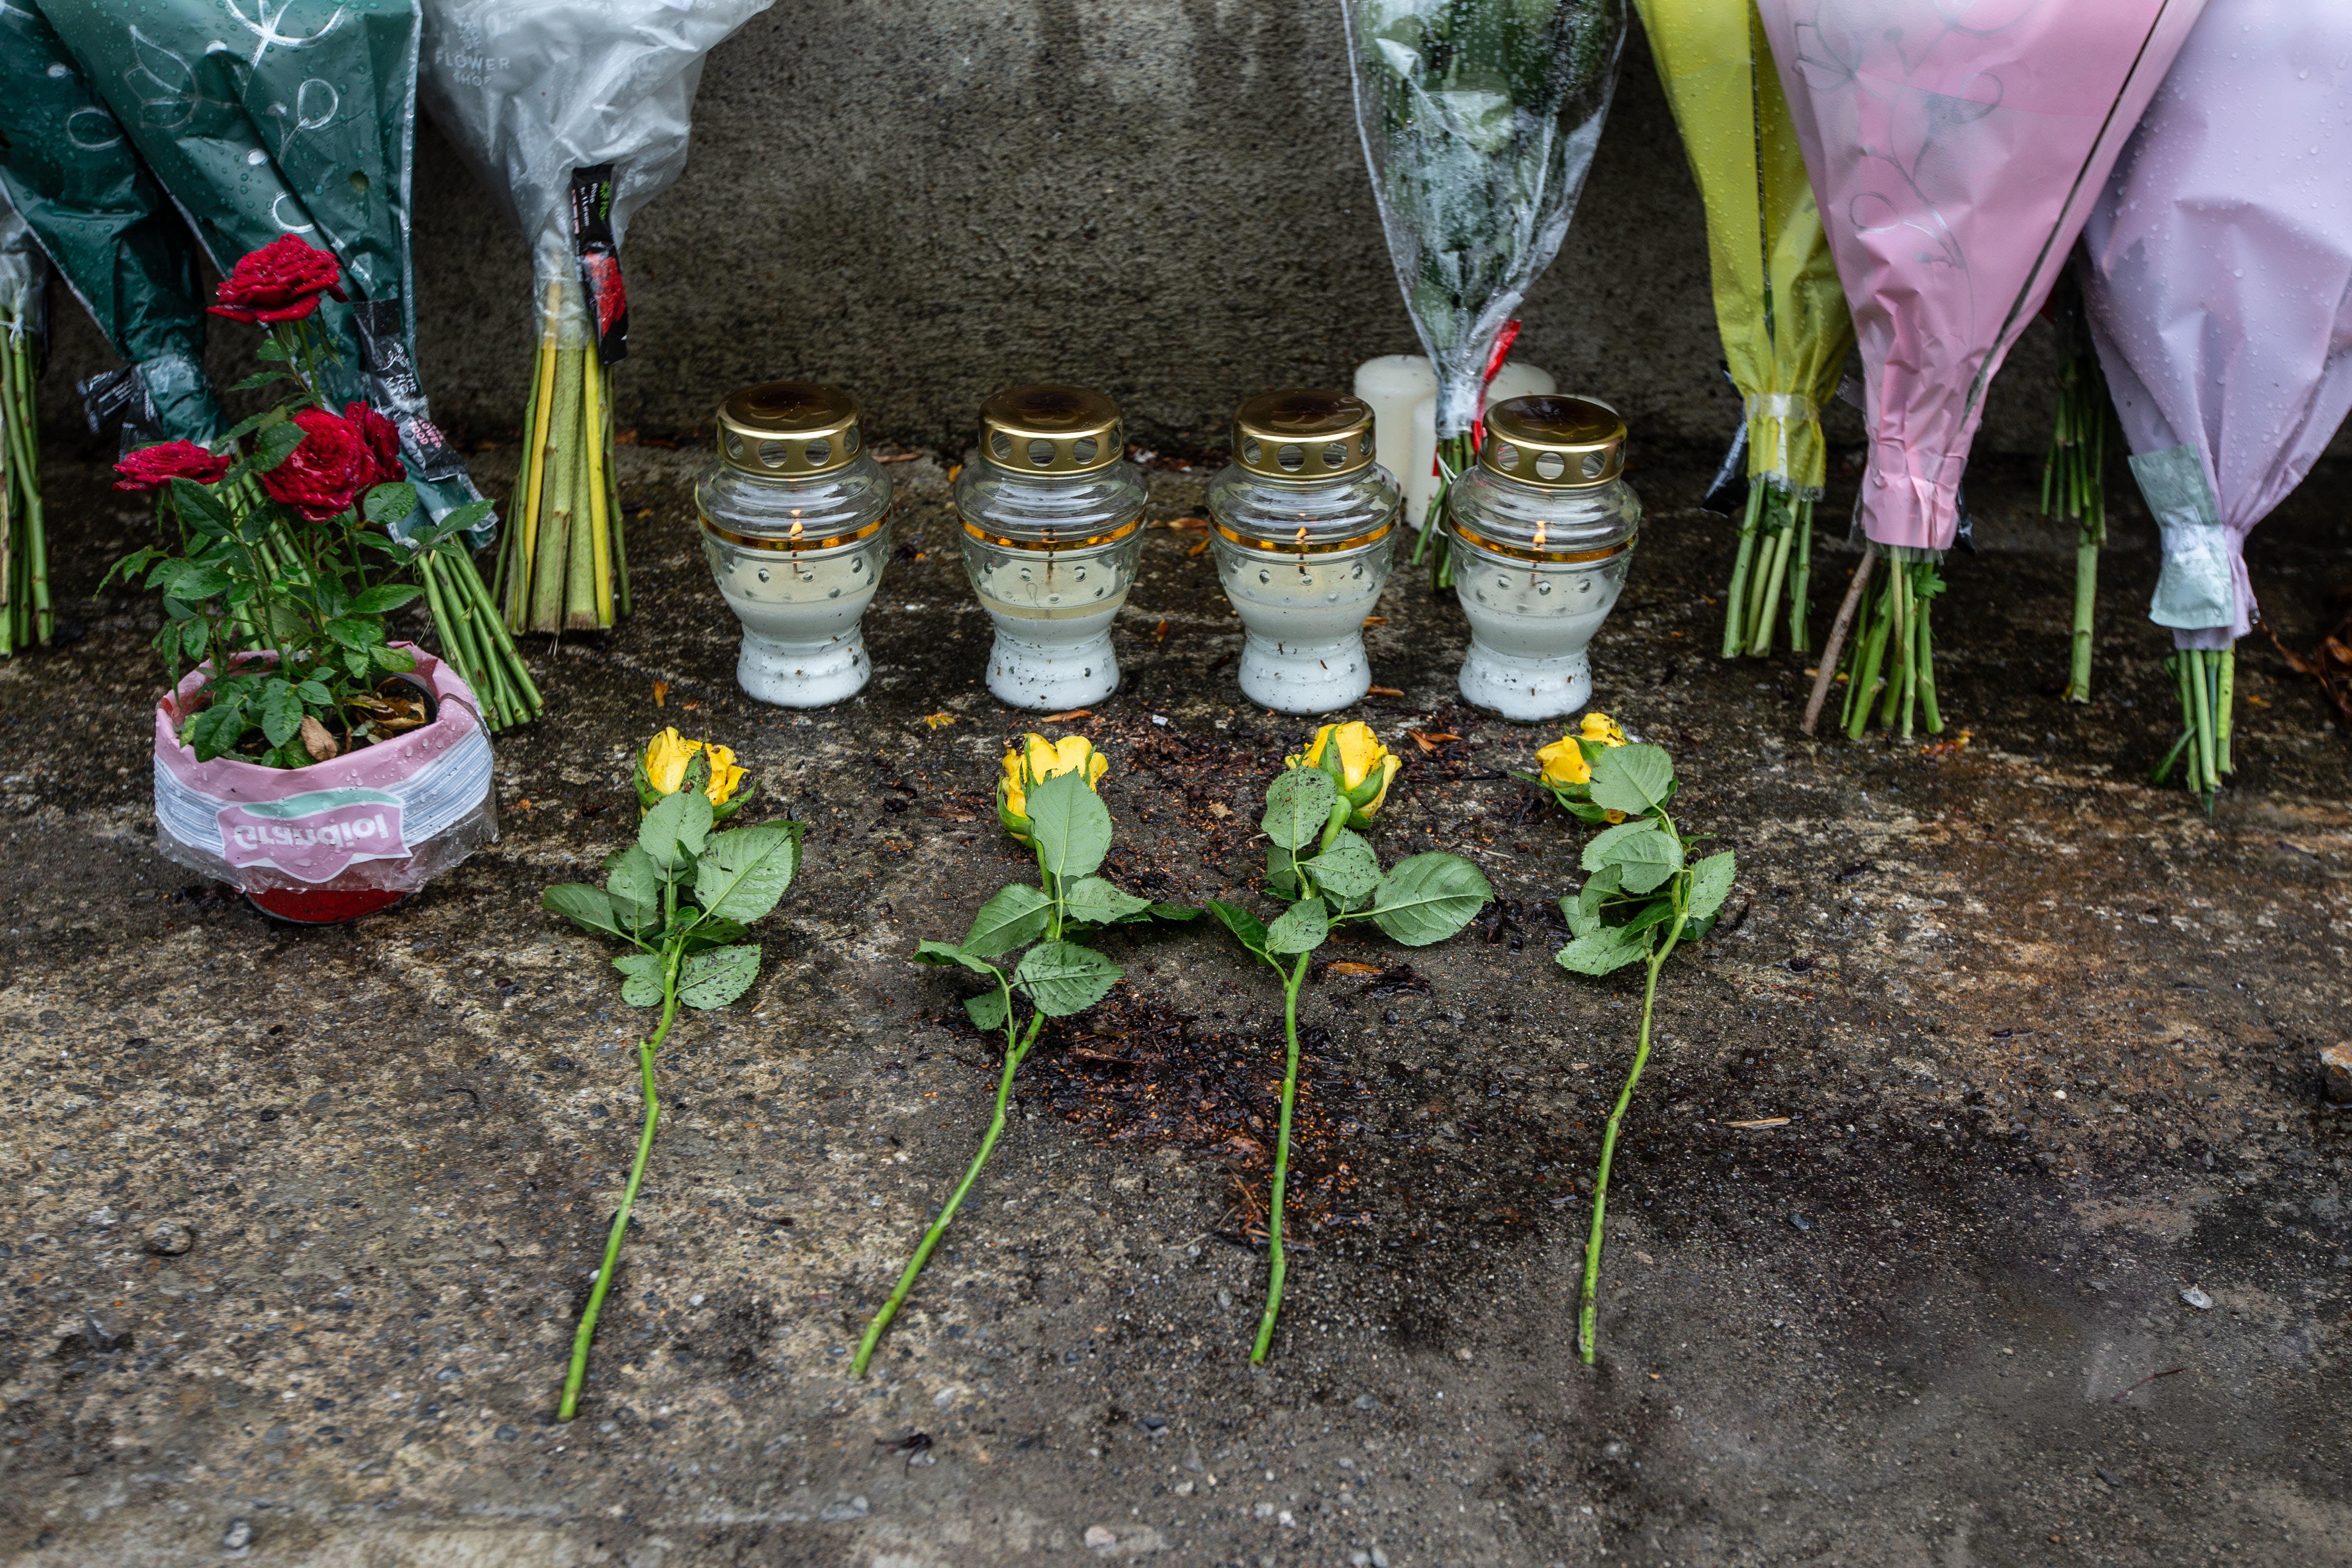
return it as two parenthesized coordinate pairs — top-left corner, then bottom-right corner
(998, 733), (1109, 845)
(641, 727), (746, 807)
(1579, 711), (1628, 747)
(1535, 735), (1591, 787)
(1289, 720), (1402, 824)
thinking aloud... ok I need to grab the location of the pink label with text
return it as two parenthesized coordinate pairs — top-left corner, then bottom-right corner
(216, 790), (409, 882)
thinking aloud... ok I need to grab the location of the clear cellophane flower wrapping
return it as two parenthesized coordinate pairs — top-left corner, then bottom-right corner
(1341, 0), (1627, 441)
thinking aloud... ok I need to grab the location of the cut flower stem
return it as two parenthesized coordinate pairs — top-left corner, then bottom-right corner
(1251, 951), (1313, 1365)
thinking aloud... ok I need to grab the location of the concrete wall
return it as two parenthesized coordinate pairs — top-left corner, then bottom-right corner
(37, 3), (2345, 465)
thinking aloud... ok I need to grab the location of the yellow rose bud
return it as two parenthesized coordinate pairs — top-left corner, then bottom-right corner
(1290, 721), (1400, 825)
(640, 727), (746, 807)
(997, 732), (1109, 845)
(1535, 735), (1591, 787)
(1579, 711), (1628, 747)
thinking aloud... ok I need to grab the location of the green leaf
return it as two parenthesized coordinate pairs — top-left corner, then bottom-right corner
(348, 583), (423, 615)
(167, 564), (234, 602)
(325, 616), (387, 651)
(965, 989), (1010, 1031)
(1303, 829), (1382, 904)
(1370, 853), (1494, 947)
(1012, 940), (1122, 1018)
(1587, 744), (1676, 818)
(183, 696), (249, 761)
(1061, 876), (1152, 926)
(252, 420), (307, 473)
(362, 483), (420, 529)
(679, 944), (761, 1009)
(1260, 766), (1338, 851)
(1263, 896), (1329, 955)
(693, 820), (803, 924)
(1583, 822), (1682, 895)
(678, 916), (747, 953)
(1147, 902), (1200, 922)
(544, 883), (626, 940)
(1025, 768), (1112, 881)
(613, 951), (666, 1007)
(639, 788), (714, 878)
(258, 679), (304, 747)
(602, 844), (661, 932)
(915, 938), (1000, 977)
(1557, 924), (1652, 977)
(1207, 898), (1270, 957)
(1686, 851), (1737, 925)
(167, 477), (233, 532)
(964, 883), (1054, 956)
(1265, 845), (1300, 901)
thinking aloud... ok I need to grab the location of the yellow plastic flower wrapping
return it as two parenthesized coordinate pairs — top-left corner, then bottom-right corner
(641, 728), (745, 806)
(1633, 0), (1851, 499)
(997, 733), (1109, 845)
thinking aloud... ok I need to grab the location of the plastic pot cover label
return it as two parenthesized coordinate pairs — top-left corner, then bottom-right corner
(217, 789), (411, 881)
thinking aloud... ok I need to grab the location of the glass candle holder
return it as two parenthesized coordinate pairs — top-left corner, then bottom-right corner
(1447, 395), (1640, 720)
(695, 382), (893, 708)
(954, 385), (1149, 710)
(1207, 390), (1400, 713)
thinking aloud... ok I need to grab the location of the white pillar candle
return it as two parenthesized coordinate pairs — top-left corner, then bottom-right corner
(1404, 361), (1557, 536)
(1351, 354), (1435, 489)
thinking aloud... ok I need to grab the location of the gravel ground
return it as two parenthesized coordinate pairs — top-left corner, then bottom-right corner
(1, 444), (2348, 1567)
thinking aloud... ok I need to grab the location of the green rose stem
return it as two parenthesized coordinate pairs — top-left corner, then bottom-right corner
(559, 947), (679, 1422)
(1577, 899), (1689, 1365)
(1251, 949), (1313, 1365)
(852, 1007), (1048, 1378)
(1409, 432), (1476, 589)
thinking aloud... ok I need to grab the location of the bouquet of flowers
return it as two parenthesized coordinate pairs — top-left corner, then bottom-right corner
(36, 0), (540, 730)
(1341, 0), (1628, 587)
(2079, 0), (2352, 810)
(419, 0), (774, 634)
(0, 193), (46, 655)
(0, 1), (223, 451)
(1757, 0), (2211, 738)
(1634, 0), (1852, 658)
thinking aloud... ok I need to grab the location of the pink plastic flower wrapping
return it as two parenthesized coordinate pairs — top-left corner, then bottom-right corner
(1752, 0), (2209, 551)
(2079, 0), (2352, 650)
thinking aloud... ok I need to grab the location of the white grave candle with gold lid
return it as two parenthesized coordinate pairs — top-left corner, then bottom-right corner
(953, 385), (1150, 710)
(1447, 394), (1639, 720)
(695, 382), (894, 708)
(1208, 390), (1401, 714)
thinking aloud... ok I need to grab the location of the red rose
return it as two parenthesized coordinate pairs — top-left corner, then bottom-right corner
(261, 408), (373, 521)
(343, 401), (406, 488)
(114, 440), (230, 493)
(210, 235), (348, 325)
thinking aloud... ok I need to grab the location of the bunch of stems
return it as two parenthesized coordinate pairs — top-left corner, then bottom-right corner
(2041, 284), (2117, 703)
(1836, 547), (1945, 741)
(1409, 430), (1476, 590)
(0, 308), (48, 655)
(496, 289), (627, 634)
(1720, 484), (1815, 657)
(2149, 645), (2234, 814)
(417, 543), (544, 730)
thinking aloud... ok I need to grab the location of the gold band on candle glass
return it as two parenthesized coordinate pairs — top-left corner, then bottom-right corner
(1211, 516), (1394, 555)
(1479, 395), (1625, 489)
(698, 505), (889, 553)
(717, 382), (865, 478)
(959, 515), (1145, 553)
(1447, 523), (1629, 566)
(981, 385), (1125, 476)
(1232, 390), (1378, 481)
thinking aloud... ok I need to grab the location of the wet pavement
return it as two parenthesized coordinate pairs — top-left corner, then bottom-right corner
(1, 444), (2348, 1567)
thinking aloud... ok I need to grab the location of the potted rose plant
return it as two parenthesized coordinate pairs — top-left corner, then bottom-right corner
(112, 267), (499, 923)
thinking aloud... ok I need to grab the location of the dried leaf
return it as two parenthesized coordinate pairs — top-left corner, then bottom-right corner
(1326, 961), (1383, 976)
(1408, 730), (1460, 753)
(652, 680), (669, 707)
(1038, 708), (1092, 723)
(922, 711), (958, 729)
(1362, 615), (1389, 627)
(298, 714), (339, 762)
(1366, 686), (1404, 698)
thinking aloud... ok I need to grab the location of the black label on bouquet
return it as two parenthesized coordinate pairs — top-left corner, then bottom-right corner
(570, 164), (629, 366)
(349, 298), (471, 488)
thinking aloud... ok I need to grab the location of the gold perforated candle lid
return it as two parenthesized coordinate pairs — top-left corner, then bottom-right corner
(1233, 390), (1377, 480)
(718, 382), (864, 478)
(980, 385), (1124, 476)
(1480, 395), (1625, 488)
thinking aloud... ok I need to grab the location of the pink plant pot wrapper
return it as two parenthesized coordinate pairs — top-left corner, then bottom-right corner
(2079, 0), (2352, 648)
(1753, 0), (2209, 551)
(152, 642), (498, 895)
